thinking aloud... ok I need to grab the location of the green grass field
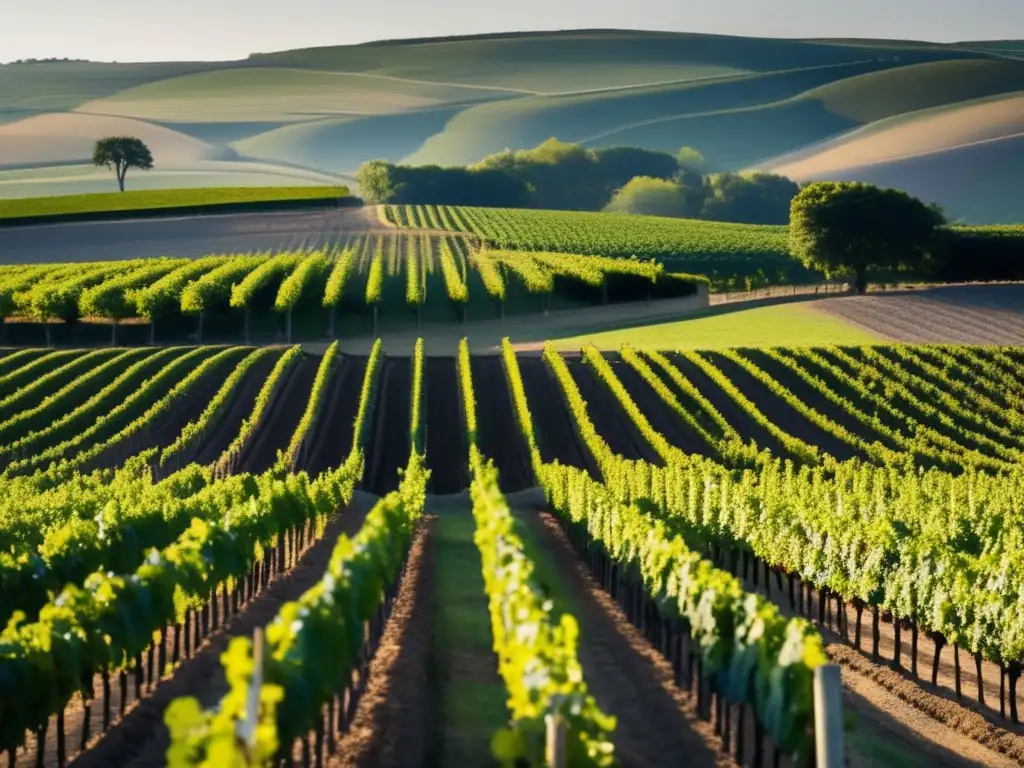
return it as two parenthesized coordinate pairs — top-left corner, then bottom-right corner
(0, 185), (349, 221)
(431, 511), (509, 765)
(544, 303), (883, 350)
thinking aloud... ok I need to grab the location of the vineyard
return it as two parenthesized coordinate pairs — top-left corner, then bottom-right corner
(383, 204), (816, 289)
(0, 339), (1022, 766)
(384, 204), (1024, 291)
(0, 237), (705, 347)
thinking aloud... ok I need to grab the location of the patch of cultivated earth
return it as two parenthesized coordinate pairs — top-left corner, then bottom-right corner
(811, 285), (1024, 344)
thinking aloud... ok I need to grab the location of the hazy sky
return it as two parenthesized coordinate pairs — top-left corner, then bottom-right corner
(4, 0), (1023, 63)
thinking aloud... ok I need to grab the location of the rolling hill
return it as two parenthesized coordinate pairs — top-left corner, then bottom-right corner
(2, 28), (1023, 221)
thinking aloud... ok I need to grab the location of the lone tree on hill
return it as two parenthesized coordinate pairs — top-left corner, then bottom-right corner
(789, 181), (946, 294)
(92, 136), (153, 191)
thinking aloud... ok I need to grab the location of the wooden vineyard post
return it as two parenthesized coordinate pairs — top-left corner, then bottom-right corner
(237, 627), (265, 762)
(813, 664), (844, 768)
(545, 712), (567, 768)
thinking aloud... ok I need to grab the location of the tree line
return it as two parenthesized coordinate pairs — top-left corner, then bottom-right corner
(790, 181), (1024, 293)
(356, 139), (800, 225)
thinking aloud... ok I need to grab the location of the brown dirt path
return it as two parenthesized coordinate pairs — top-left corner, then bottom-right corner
(565, 355), (664, 465)
(237, 354), (318, 473)
(470, 356), (534, 492)
(326, 517), (435, 768)
(517, 354), (601, 478)
(525, 511), (729, 768)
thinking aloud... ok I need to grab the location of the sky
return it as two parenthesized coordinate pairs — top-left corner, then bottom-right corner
(3, 0), (1023, 63)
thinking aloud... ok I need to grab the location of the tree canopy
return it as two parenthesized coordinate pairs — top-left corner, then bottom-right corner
(604, 176), (689, 218)
(354, 138), (799, 225)
(789, 181), (947, 293)
(701, 172), (800, 224)
(92, 137), (153, 192)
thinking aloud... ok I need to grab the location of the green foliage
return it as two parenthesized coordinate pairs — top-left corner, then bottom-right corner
(160, 348), (278, 469)
(322, 248), (358, 308)
(92, 136), (154, 191)
(79, 258), (187, 321)
(364, 245), (385, 305)
(469, 249), (505, 301)
(410, 338), (424, 451)
(355, 160), (401, 204)
(499, 340), (828, 758)
(6, 347), (246, 477)
(676, 146), (705, 169)
(181, 256), (268, 315)
(19, 261), (142, 323)
(282, 343), (338, 468)
(460, 339), (616, 766)
(0, 348), (151, 451)
(274, 252), (332, 313)
(130, 257), (227, 321)
(230, 253), (305, 310)
(2, 459), (363, 756)
(438, 239), (469, 304)
(789, 181), (947, 293)
(217, 346), (301, 468)
(605, 176), (690, 218)
(702, 172), (799, 225)
(392, 205), (800, 287)
(165, 379), (425, 765)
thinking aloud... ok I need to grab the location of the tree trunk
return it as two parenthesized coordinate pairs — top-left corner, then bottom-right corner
(197, 311), (204, 344)
(111, 321), (117, 346)
(244, 308), (250, 344)
(854, 267), (868, 294)
(149, 318), (156, 346)
(286, 310), (292, 343)
(44, 323), (52, 348)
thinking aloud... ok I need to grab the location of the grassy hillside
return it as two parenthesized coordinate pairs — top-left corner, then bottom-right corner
(244, 29), (916, 90)
(233, 108), (463, 174)
(74, 67), (520, 123)
(406, 58), (1024, 169)
(764, 92), (1024, 177)
(3, 29), (1022, 220)
(404, 60), (887, 167)
(0, 61), (236, 123)
(793, 132), (1024, 225)
(796, 59), (1024, 121)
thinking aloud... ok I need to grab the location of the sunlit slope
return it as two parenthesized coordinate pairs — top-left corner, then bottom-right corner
(74, 67), (519, 123)
(794, 59), (1024, 120)
(764, 91), (1024, 178)
(0, 113), (229, 167)
(0, 61), (233, 125)
(404, 60), (887, 166)
(407, 57), (1024, 168)
(242, 29), (906, 91)
(776, 130), (1024, 224)
(233, 109), (463, 174)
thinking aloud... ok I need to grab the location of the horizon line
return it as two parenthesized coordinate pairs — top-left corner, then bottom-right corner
(2, 26), (1020, 66)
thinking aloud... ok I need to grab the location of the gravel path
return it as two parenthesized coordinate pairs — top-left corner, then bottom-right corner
(0, 207), (383, 262)
(812, 285), (1024, 344)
